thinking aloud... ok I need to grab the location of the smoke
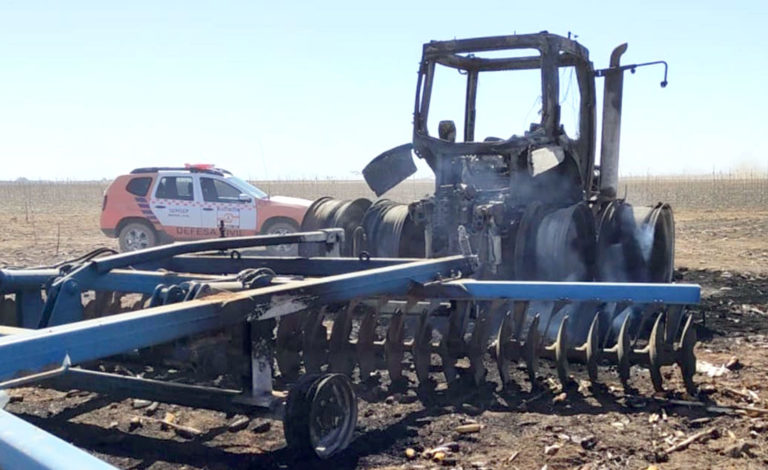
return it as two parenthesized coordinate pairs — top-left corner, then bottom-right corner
(603, 216), (665, 343)
(635, 223), (655, 267)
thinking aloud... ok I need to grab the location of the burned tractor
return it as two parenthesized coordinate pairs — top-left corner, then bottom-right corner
(0, 33), (696, 466)
(311, 32), (674, 284)
(301, 32), (686, 391)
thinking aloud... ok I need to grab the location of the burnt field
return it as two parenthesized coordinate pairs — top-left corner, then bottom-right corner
(0, 177), (767, 469)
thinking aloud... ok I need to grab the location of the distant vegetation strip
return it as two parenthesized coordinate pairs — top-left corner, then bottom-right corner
(0, 173), (766, 211)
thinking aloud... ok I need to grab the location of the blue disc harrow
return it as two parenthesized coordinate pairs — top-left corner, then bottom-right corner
(0, 229), (700, 467)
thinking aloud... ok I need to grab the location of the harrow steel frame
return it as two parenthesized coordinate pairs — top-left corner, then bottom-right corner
(0, 230), (700, 469)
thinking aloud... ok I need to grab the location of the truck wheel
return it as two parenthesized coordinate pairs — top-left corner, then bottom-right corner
(119, 222), (156, 252)
(284, 373), (357, 459)
(262, 219), (299, 256)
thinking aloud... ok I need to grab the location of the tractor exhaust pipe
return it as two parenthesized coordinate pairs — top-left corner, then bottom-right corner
(598, 43), (628, 199)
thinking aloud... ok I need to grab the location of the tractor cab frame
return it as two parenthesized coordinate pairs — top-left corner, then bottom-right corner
(413, 33), (597, 199)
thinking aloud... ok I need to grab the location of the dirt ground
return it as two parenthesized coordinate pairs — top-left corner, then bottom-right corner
(1, 201), (767, 469)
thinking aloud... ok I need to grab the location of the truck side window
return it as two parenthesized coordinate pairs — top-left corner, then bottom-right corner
(155, 176), (194, 201)
(200, 177), (245, 203)
(126, 177), (152, 196)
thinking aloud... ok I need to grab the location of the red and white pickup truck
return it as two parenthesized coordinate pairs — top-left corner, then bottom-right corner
(100, 164), (311, 253)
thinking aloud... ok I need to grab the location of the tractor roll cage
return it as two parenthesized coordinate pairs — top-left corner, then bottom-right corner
(413, 33), (597, 190)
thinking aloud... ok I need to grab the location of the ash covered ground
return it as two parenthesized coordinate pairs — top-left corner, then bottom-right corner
(1, 204), (767, 469)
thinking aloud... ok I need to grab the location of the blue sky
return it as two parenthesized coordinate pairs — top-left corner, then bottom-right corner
(1, 1), (766, 180)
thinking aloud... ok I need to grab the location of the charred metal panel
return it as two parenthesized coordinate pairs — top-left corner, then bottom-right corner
(362, 144), (417, 197)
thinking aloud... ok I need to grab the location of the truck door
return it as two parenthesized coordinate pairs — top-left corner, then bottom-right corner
(199, 176), (257, 236)
(151, 175), (201, 239)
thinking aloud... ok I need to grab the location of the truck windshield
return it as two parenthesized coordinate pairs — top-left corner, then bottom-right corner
(228, 176), (268, 199)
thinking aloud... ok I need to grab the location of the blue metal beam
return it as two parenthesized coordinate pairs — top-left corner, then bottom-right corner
(46, 369), (262, 416)
(90, 229), (344, 274)
(166, 255), (416, 277)
(86, 268), (384, 295)
(35, 230), (346, 326)
(86, 269), (226, 294)
(0, 255), (473, 383)
(0, 409), (116, 470)
(0, 269), (58, 293)
(419, 280), (701, 304)
(1, 259), (413, 299)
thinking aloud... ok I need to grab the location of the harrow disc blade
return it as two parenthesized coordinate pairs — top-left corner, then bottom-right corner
(495, 310), (515, 388)
(495, 301), (528, 389)
(303, 308), (329, 374)
(664, 304), (685, 344)
(647, 311), (666, 393)
(553, 315), (570, 388)
(439, 302), (468, 384)
(677, 314), (698, 396)
(615, 314), (633, 391)
(276, 313), (304, 382)
(328, 303), (356, 375)
(524, 314), (541, 390)
(413, 310), (434, 386)
(356, 307), (379, 380)
(585, 313), (601, 384)
(467, 304), (493, 386)
(262, 279), (697, 398)
(385, 309), (406, 383)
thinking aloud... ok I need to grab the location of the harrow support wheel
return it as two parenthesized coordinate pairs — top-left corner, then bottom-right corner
(284, 373), (358, 459)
